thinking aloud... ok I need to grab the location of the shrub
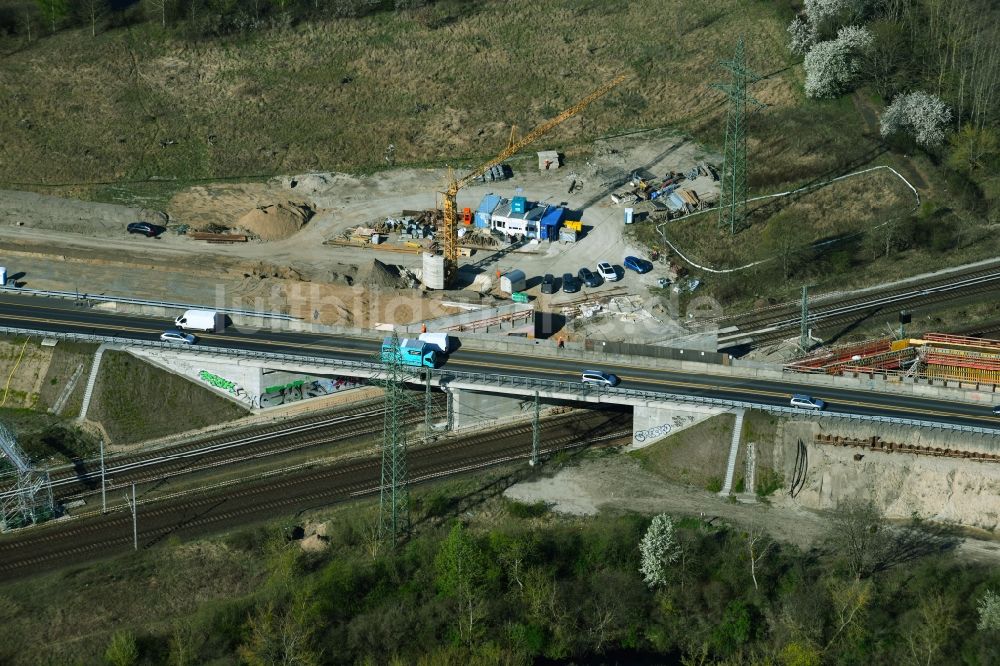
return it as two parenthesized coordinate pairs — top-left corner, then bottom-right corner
(756, 467), (783, 497)
(978, 589), (1000, 632)
(506, 499), (549, 519)
(104, 630), (138, 666)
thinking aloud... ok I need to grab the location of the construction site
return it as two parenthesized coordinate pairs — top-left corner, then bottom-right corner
(788, 332), (1000, 387)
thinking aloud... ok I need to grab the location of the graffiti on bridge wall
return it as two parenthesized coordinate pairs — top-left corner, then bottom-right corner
(634, 423), (672, 444)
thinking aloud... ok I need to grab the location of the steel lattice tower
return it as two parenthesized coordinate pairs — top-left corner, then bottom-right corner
(712, 36), (765, 234)
(377, 331), (411, 544)
(0, 422), (54, 531)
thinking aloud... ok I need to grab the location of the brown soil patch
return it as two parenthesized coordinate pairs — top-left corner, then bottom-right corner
(0, 339), (53, 410)
(235, 202), (314, 241)
(166, 183), (312, 234)
(357, 259), (408, 290)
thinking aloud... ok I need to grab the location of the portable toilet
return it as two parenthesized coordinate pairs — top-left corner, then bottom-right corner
(0, 267), (6, 286)
(624, 207), (634, 225)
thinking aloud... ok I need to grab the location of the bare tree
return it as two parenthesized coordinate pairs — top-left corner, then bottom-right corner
(824, 578), (872, 651)
(238, 596), (321, 666)
(763, 213), (811, 278)
(145, 0), (169, 27)
(20, 10), (34, 43)
(744, 523), (774, 592)
(80, 0), (108, 37)
(904, 593), (957, 666)
(828, 498), (890, 579)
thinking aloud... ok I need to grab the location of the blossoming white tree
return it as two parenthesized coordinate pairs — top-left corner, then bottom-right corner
(639, 513), (680, 588)
(804, 25), (873, 98)
(880, 91), (952, 147)
(978, 589), (1000, 631)
(805, 0), (851, 30)
(787, 17), (817, 56)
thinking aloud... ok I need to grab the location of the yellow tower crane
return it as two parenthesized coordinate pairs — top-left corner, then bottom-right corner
(440, 73), (627, 286)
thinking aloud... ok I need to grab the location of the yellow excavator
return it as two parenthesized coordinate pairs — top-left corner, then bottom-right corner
(440, 73), (627, 286)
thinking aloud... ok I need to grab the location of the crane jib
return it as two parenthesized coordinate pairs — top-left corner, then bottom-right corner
(441, 73), (628, 285)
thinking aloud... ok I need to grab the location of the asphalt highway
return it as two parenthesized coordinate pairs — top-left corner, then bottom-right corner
(1, 292), (998, 430)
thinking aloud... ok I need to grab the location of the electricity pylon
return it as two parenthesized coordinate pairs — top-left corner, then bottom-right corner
(0, 422), (54, 531)
(376, 331), (411, 545)
(712, 36), (765, 234)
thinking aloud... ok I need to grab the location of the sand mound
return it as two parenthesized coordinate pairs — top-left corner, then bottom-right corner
(357, 259), (406, 290)
(236, 202), (313, 241)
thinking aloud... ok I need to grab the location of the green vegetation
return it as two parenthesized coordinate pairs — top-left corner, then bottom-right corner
(505, 498), (550, 519)
(755, 466), (783, 498)
(88, 351), (246, 444)
(1, 490), (998, 664)
(0, 407), (98, 463)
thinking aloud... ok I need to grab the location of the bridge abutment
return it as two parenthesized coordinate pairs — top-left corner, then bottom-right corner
(629, 401), (726, 450)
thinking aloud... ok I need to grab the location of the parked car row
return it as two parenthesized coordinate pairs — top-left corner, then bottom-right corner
(535, 256), (660, 295)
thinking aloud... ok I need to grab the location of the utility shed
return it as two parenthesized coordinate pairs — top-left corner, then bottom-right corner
(539, 205), (564, 241)
(537, 150), (560, 171)
(475, 193), (502, 228)
(499, 270), (526, 294)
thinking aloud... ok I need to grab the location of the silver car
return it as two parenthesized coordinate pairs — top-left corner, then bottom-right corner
(160, 329), (197, 345)
(581, 370), (620, 387)
(790, 394), (825, 410)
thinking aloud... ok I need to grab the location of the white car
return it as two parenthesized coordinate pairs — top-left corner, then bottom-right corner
(160, 329), (197, 345)
(596, 262), (618, 282)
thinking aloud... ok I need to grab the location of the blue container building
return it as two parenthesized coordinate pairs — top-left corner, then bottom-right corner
(475, 193), (502, 228)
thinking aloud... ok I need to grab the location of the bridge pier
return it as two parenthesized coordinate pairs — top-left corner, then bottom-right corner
(450, 389), (532, 430)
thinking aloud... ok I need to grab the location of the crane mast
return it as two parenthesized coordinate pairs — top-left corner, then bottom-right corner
(441, 73), (627, 285)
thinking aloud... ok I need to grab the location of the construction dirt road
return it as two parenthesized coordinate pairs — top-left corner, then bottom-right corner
(0, 130), (713, 333)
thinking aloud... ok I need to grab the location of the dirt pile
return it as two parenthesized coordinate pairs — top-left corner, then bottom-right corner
(240, 260), (304, 281)
(357, 259), (407, 290)
(235, 202), (314, 241)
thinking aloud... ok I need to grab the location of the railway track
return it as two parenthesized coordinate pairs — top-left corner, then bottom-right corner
(5, 396), (443, 501)
(0, 409), (630, 581)
(717, 265), (1000, 350)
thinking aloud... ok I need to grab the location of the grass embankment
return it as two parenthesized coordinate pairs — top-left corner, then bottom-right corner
(89, 351), (246, 445)
(632, 413), (735, 491)
(0, 338), (98, 464)
(634, 411), (782, 496)
(0, 0), (792, 201)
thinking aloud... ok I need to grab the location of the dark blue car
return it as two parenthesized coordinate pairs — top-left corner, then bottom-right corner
(624, 256), (653, 274)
